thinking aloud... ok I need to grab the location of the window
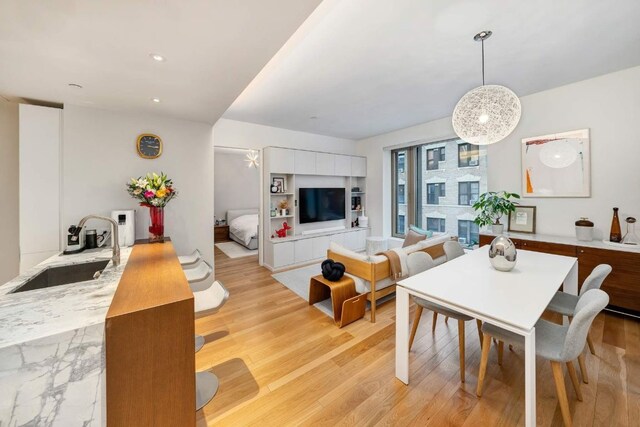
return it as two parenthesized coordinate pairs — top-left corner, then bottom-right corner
(458, 220), (479, 245)
(458, 181), (479, 206)
(392, 149), (410, 237)
(458, 143), (479, 167)
(398, 184), (405, 204)
(398, 215), (405, 234)
(426, 183), (446, 204)
(426, 217), (445, 233)
(427, 147), (446, 170)
(397, 151), (405, 173)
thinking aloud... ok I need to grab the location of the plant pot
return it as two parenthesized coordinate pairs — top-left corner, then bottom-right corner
(149, 206), (165, 243)
(491, 224), (504, 235)
(281, 209), (287, 217)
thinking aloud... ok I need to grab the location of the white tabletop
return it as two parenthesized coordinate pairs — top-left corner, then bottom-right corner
(397, 246), (577, 332)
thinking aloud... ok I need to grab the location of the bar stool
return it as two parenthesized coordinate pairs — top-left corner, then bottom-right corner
(184, 260), (213, 284)
(179, 249), (202, 267)
(194, 280), (230, 411)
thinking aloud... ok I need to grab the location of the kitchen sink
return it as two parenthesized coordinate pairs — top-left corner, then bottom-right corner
(11, 260), (111, 294)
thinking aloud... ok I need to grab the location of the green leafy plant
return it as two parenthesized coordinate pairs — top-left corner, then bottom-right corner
(472, 191), (520, 227)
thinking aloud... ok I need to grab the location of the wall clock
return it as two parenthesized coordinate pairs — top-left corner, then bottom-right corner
(136, 134), (162, 159)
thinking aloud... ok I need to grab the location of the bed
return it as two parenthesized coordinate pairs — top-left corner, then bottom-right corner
(227, 209), (259, 250)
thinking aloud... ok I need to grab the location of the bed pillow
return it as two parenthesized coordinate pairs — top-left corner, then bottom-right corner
(409, 225), (433, 238)
(402, 229), (427, 248)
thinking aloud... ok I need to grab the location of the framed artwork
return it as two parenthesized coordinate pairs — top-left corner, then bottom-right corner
(521, 129), (590, 197)
(508, 206), (537, 233)
(272, 177), (285, 193)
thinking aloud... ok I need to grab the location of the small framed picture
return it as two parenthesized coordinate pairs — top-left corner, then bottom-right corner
(508, 206), (537, 234)
(272, 177), (285, 193)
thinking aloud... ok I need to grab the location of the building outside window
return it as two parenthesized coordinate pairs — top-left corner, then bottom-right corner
(392, 139), (487, 239)
(426, 217), (446, 232)
(458, 143), (479, 167)
(458, 220), (479, 245)
(427, 146), (445, 170)
(426, 182), (445, 204)
(458, 181), (480, 206)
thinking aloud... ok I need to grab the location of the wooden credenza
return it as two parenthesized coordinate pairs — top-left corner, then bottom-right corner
(479, 233), (640, 316)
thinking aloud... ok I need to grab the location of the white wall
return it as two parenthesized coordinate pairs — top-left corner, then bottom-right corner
(358, 66), (640, 239)
(0, 99), (19, 284)
(63, 105), (215, 280)
(214, 149), (260, 220)
(213, 118), (356, 153)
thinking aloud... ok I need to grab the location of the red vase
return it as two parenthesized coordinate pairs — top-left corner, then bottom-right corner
(149, 206), (165, 243)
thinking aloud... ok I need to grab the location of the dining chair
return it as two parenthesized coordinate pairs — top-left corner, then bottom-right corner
(476, 289), (609, 427)
(443, 240), (465, 261)
(407, 252), (483, 383)
(546, 264), (612, 357)
(194, 280), (230, 411)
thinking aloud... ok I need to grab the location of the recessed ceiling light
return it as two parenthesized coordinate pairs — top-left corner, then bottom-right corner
(151, 98), (161, 103)
(149, 53), (166, 62)
(310, 116), (318, 119)
(68, 83), (83, 89)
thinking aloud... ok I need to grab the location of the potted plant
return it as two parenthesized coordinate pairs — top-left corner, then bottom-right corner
(278, 199), (289, 217)
(472, 191), (520, 234)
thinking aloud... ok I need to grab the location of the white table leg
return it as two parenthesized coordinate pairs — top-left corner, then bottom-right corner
(524, 327), (536, 427)
(564, 261), (579, 295)
(395, 286), (409, 384)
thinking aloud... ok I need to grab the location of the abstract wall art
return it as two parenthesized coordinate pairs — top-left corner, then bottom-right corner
(521, 129), (590, 197)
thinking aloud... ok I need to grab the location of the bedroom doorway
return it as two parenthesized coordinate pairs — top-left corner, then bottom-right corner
(214, 146), (261, 267)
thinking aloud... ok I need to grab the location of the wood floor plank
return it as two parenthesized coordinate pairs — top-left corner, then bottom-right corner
(193, 248), (639, 426)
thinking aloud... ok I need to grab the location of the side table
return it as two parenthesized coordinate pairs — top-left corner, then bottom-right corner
(309, 275), (366, 328)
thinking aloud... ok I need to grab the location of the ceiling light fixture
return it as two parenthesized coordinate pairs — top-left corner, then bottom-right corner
(151, 98), (161, 103)
(149, 53), (166, 62)
(68, 83), (83, 89)
(452, 31), (521, 145)
(245, 150), (259, 168)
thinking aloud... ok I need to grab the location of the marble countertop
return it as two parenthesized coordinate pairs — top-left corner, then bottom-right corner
(481, 231), (640, 253)
(0, 247), (133, 348)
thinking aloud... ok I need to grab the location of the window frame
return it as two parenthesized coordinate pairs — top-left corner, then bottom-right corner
(458, 143), (480, 168)
(458, 220), (479, 245)
(458, 181), (480, 206)
(391, 149), (415, 238)
(426, 182), (445, 205)
(426, 217), (446, 233)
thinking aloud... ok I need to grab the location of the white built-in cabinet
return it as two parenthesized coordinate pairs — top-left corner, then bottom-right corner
(19, 104), (62, 272)
(262, 147), (368, 271)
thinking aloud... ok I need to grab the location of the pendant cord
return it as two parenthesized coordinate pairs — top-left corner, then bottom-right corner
(481, 39), (485, 86)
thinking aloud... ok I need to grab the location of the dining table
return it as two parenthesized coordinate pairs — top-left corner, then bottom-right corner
(395, 245), (578, 427)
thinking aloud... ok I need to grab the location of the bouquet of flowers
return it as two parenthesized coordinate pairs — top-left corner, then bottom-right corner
(126, 172), (177, 207)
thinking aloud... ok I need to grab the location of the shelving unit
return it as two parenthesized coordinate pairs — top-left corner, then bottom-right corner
(268, 173), (295, 239)
(349, 177), (367, 227)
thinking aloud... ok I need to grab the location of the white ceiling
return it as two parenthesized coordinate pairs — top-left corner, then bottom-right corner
(0, 0), (322, 124)
(224, 0), (640, 139)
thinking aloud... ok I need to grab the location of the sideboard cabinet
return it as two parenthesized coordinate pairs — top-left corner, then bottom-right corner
(479, 233), (640, 316)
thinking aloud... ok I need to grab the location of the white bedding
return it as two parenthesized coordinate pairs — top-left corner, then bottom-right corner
(229, 214), (259, 245)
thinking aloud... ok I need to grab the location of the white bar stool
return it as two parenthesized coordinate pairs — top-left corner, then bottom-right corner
(194, 280), (230, 411)
(184, 260), (213, 284)
(179, 249), (202, 267)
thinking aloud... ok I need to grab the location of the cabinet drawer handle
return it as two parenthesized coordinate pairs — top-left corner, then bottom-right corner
(580, 249), (584, 253)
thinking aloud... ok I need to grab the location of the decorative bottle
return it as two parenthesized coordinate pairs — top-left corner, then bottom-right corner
(609, 207), (622, 243)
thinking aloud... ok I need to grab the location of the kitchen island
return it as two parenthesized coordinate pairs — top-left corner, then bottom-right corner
(0, 240), (195, 426)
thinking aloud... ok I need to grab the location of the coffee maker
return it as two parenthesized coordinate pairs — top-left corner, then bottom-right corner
(111, 209), (136, 247)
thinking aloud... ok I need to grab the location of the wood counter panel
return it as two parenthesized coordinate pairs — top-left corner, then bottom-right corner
(106, 240), (195, 426)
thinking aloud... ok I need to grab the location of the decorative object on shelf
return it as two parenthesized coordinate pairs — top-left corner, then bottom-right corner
(126, 172), (177, 242)
(488, 235), (517, 272)
(270, 208), (276, 218)
(272, 177), (285, 193)
(521, 129), (591, 197)
(610, 207), (622, 242)
(452, 31), (521, 146)
(508, 205), (537, 234)
(472, 191), (520, 234)
(275, 221), (291, 238)
(575, 218), (594, 242)
(245, 150), (259, 168)
(622, 216), (639, 246)
(278, 199), (289, 217)
(358, 208), (368, 228)
(270, 184), (279, 193)
(321, 259), (346, 282)
(351, 187), (361, 192)
(136, 134), (162, 159)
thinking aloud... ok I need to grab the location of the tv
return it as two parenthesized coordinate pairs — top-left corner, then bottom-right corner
(299, 188), (346, 224)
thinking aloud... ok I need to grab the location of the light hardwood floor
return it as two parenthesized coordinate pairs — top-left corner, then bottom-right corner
(195, 248), (640, 426)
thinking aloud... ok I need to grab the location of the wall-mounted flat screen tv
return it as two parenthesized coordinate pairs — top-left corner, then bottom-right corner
(299, 188), (346, 224)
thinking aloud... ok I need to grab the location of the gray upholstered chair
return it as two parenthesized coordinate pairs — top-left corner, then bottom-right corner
(547, 264), (612, 356)
(194, 280), (230, 411)
(179, 249), (202, 267)
(477, 289), (609, 427)
(407, 252), (483, 383)
(443, 240), (465, 261)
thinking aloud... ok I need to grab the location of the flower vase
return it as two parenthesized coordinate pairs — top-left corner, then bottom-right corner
(149, 206), (165, 243)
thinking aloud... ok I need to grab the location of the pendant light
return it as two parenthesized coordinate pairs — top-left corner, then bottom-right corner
(452, 31), (521, 145)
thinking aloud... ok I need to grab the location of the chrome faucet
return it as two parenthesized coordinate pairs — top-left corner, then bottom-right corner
(70, 215), (121, 266)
